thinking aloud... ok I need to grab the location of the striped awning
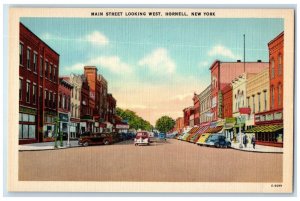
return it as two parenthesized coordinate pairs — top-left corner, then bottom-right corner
(195, 125), (210, 135)
(205, 126), (223, 133)
(244, 125), (283, 133)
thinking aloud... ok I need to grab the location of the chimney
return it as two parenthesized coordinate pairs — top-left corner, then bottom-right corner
(237, 60), (241, 62)
(257, 60), (261, 62)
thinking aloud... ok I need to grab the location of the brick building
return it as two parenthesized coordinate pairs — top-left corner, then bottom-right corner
(183, 106), (194, 128)
(193, 93), (200, 126)
(222, 84), (232, 119)
(210, 60), (269, 121)
(199, 84), (212, 124)
(106, 93), (116, 126)
(174, 117), (184, 133)
(80, 75), (93, 133)
(19, 22), (59, 144)
(58, 78), (73, 138)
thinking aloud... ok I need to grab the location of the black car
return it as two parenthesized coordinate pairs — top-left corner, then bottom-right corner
(205, 134), (231, 148)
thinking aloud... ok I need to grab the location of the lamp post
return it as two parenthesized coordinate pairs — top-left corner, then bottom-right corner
(54, 117), (59, 148)
(238, 115), (243, 148)
(67, 112), (71, 147)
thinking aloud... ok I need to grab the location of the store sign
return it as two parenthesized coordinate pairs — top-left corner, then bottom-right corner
(239, 107), (251, 115)
(59, 113), (69, 122)
(116, 124), (129, 129)
(19, 106), (37, 115)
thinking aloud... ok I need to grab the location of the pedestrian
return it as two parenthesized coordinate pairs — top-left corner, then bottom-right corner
(243, 135), (248, 148)
(251, 136), (256, 149)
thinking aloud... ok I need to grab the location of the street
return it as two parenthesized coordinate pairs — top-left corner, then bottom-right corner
(19, 139), (283, 182)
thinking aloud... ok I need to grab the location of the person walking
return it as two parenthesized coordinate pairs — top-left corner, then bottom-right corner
(243, 135), (248, 148)
(251, 135), (256, 149)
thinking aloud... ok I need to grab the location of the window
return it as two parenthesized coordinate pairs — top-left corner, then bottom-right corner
(257, 93), (261, 112)
(62, 95), (65, 109)
(252, 95), (255, 114)
(53, 93), (56, 108)
(26, 82), (30, 103)
(49, 64), (52, 81)
(19, 78), (22, 101)
(19, 113), (36, 139)
(263, 90), (267, 111)
(33, 53), (37, 72)
(49, 91), (52, 108)
(75, 105), (77, 118)
(271, 59), (275, 79)
(71, 104), (74, 117)
(59, 94), (62, 108)
(53, 67), (56, 82)
(45, 61), (48, 78)
(278, 54), (282, 75)
(44, 90), (48, 107)
(39, 87), (42, 104)
(26, 48), (31, 69)
(19, 43), (24, 65)
(278, 83), (282, 106)
(271, 85), (275, 109)
(247, 97), (250, 107)
(40, 57), (43, 77)
(75, 87), (78, 99)
(32, 84), (37, 105)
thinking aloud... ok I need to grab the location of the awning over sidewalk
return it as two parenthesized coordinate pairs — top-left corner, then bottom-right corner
(205, 126), (223, 133)
(224, 117), (236, 129)
(195, 125), (210, 135)
(244, 125), (283, 133)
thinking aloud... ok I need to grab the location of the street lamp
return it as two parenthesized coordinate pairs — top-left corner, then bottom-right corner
(67, 112), (71, 147)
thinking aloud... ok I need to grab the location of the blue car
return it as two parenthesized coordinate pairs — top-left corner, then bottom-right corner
(158, 133), (166, 140)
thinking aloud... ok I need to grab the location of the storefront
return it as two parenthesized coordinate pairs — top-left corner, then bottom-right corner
(80, 116), (94, 133)
(69, 118), (80, 139)
(224, 117), (236, 140)
(43, 110), (57, 142)
(19, 106), (38, 144)
(59, 112), (69, 139)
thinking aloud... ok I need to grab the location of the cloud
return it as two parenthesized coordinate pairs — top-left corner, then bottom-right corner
(85, 31), (109, 46)
(171, 93), (193, 101)
(138, 48), (176, 74)
(65, 56), (132, 75)
(208, 45), (240, 60)
(198, 61), (209, 68)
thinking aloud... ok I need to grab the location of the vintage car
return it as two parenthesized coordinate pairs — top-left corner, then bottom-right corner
(196, 133), (211, 146)
(78, 132), (113, 146)
(134, 131), (150, 146)
(205, 134), (231, 148)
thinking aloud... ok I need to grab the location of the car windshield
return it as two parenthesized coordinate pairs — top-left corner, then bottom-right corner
(136, 132), (148, 137)
(207, 135), (220, 141)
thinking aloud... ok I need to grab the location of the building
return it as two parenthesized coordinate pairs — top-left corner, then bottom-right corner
(193, 93), (200, 126)
(19, 22), (60, 144)
(68, 74), (83, 138)
(222, 84), (233, 119)
(183, 106), (194, 128)
(199, 84), (212, 124)
(245, 32), (284, 147)
(58, 78), (73, 138)
(106, 93), (117, 130)
(97, 74), (108, 122)
(174, 117), (184, 133)
(246, 67), (270, 129)
(210, 60), (269, 121)
(80, 75), (93, 133)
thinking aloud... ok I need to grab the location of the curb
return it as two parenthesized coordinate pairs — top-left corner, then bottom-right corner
(230, 146), (283, 154)
(19, 145), (83, 152)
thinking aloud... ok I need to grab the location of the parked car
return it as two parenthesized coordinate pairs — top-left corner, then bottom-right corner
(205, 134), (231, 148)
(78, 132), (113, 146)
(134, 131), (150, 146)
(158, 133), (166, 140)
(196, 133), (211, 146)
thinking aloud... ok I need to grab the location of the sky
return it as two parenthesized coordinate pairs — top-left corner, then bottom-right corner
(20, 17), (283, 125)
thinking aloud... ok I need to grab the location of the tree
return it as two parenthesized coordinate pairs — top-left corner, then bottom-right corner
(155, 116), (175, 133)
(116, 107), (153, 131)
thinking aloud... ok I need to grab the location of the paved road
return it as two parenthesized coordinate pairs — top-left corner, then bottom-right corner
(19, 139), (282, 182)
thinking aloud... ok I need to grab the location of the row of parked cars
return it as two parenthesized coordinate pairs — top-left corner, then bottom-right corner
(176, 131), (231, 148)
(78, 131), (135, 147)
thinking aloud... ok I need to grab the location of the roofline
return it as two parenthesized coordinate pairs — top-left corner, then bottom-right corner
(209, 60), (268, 70)
(20, 22), (60, 56)
(268, 31), (284, 46)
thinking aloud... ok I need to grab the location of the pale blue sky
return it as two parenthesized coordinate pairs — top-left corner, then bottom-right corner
(20, 17), (283, 124)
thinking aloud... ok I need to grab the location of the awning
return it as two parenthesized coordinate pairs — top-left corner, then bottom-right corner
(224, 123), (235, 129)
(195, 125), (210, 135)
(244, 125), (283, 133)
(205, 126), (223, 133)
(234, 123), (245, 128)
(188, 127), (199, 134)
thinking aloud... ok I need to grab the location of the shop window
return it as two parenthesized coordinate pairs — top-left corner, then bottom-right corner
(19, 43), (24, 65)
(19, 113), (36, 139)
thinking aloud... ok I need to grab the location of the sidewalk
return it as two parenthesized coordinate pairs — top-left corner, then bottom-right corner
(231, 142), (283, 153)
(19, 140), (81, 151)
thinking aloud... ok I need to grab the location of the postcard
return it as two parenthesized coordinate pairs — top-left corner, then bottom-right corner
(8, 7), (294, 193)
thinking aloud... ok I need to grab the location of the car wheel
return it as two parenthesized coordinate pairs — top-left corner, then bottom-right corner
(103, 139), (110, 145)
(215, 143), (220, 148)
(83, 141), (89, 147)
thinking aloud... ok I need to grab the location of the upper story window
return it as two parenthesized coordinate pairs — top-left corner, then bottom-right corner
(33, 53), (37, 72)
(19, 78), (23, 101)
(19, 43), (24, 65)
(32, 84), (37, 105)
(40, 57), (43, 77)
(45, 61), (48, 78)
(270, 59), (275, 79)
(271, 85), (275, 109)
(26, 81), (30, 103)
(278, 83), (282, 107)
(49, 64), (52, 81)
(263, 90), (267, 111)
(26, 48), (31, 70)
(278, 54), (283, 75)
